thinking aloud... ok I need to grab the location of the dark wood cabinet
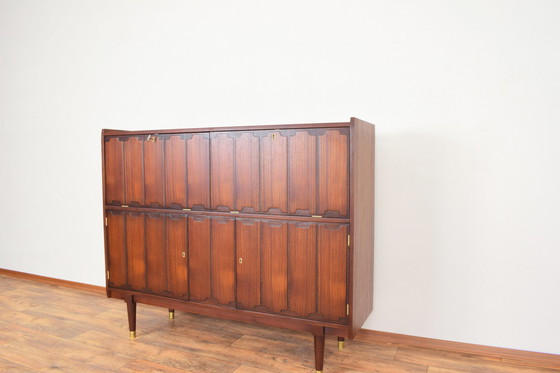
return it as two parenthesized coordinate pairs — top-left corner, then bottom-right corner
(102, 118), (374, 372)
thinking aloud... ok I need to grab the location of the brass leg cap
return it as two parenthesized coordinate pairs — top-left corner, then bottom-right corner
(129, 331), (136, 339)
(316, 371), (323, 373)
(338, 340), (345, 350)
(169, 311), (175, 320)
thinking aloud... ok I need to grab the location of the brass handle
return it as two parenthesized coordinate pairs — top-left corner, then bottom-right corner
(182, 252), (186, 258)
(238, 258), (243, 264)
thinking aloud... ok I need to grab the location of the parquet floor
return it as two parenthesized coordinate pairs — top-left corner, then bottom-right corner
(0, 274), (558, 372)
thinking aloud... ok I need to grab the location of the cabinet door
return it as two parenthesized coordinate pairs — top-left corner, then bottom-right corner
(125, 212), (146, 291)
(165, 215), (189, 299)
(287, 221), (317, 317)
(235, 218), (349, 323)
(187, 215), (236, 307)
(236, 218), (288, 313)
(235, 218), (262, 310)
(287, 128), (349, 217)
(105, 133), (210, 210)
(317, 129), (349, 217)
(186, 133), (211, 210)
(104, 137), (125, 205)
(164, 135), (187, 209)
(144, 137), (165, 208)
(210, 217), (236, 306)
(106, 210), (126, 288)
(210, 132), (260, 212)
(164, 133), (211, 210)
(317, 223), (348, 321)
(261, 131), (288, 214)
(106, 211), (189, 299)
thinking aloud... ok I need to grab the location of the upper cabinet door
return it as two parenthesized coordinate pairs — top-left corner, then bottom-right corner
(316, 128), (349, 217)
(288, 128), (349, 217)
(210, 132), (260, 213)
(208, 128), (349, 217)
(105, 137), (125, 205)
(163, 133), (211, 210)
(104, 133), (210, 210)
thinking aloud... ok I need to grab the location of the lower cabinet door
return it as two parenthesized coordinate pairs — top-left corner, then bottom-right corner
(187, 215), (236, 307)
(107, 211), (348, 321)
(106, 211), (189, 299)
(235, 218), (349, 323)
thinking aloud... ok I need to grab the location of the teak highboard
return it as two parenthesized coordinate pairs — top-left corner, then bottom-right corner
(101, 118), (375, 372)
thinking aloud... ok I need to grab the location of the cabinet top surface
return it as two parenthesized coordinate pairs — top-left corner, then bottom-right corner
(102, 118), (373, 136)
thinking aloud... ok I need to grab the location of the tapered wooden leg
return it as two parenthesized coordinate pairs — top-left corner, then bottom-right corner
(338, 336), (345, 350)
(313, 329), (326, 372)
(168, 308), (175, 320)
(126, 297), (136, 339)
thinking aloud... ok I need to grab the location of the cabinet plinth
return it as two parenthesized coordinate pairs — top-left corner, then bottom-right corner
(102, 118), (374, 371)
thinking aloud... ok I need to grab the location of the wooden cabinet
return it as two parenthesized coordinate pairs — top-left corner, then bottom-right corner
(102, 118), (374, 372)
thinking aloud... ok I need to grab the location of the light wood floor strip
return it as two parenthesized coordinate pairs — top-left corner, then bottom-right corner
(0, 274), (558, 372)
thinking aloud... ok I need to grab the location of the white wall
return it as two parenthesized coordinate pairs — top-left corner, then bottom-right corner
(1, 0), (559, 355)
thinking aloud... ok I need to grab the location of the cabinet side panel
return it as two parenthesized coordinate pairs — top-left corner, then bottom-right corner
(166, 216), (188, 299)
(105, 138), (124, 205)
(261, 220), (288, 313)
(164, 135), (187, 209)
(210, 134), (235, 211)
(123, 137), (145, 206)
(107, 211), (126, 288)
(188, 216), (212, 302)
(235, 219), (261, 310)
(287, 222), (317, 317)
(125, 213), (146, 291)
(288, 131), (317, 215)
(318, 129), (349, 217)
(144, 138), (165, 208)
(350, 118), (375, 337)
(235, 133), (260, 213)
(187, 134), (210, 210)
(145, 214), (166, 294)
(261, 132), (288, 214)
(211, 218), (236, 306)
(318, 223), (348, 322)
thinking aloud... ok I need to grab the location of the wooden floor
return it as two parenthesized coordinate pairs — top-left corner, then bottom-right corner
(0, 274), (558, 373)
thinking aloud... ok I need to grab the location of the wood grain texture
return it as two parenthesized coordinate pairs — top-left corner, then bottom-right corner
(235, 132), (260, 213)
(210, 217), (236, 306)
(106, 211), (126, 288)
(235, 218), (261, 310)
(104, 137), (124, 205)
(145, 214), (166, 294)
(260, 131), (288, 214)
(123, 137), (145, 206)
(287, 222), (317, 318)
(318, 129), (349, 217)
(288, 130), (317, 215)
(164, 135), (187, 209)
(186, 133), (210, 210)
(143, 138), (165, 208)
(260, 220), (288, 313)
(165, 215), (188, 299)
(1, 274), (558, 372)
(349, 117), (375, 338)
(317, 223), (348, 322)
(187, 215), (212, 302)
(210, 133), (235, 211)
(125, 213), (146, 291)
